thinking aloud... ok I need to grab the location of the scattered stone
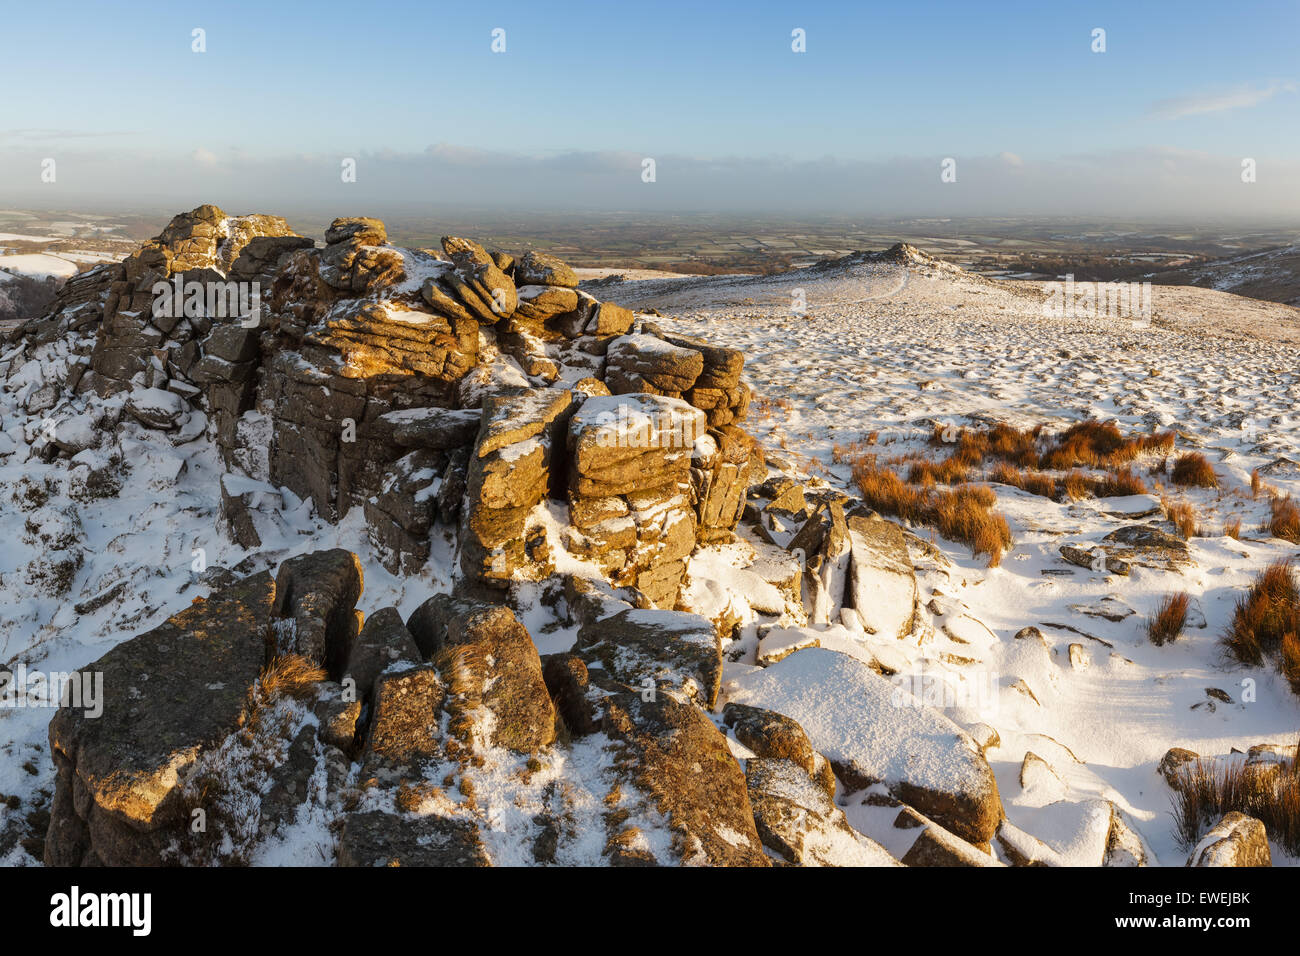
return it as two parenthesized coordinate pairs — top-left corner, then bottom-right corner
(747, 758), (899, 866)
(1187, 812), (1272, 867)
(729, 648), (1004, 845)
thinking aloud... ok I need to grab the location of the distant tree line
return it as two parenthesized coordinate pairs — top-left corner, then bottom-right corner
(992, 254), (1211, 283)
(0, 272), (63, 323)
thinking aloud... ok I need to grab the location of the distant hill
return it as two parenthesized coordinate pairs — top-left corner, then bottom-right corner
(1151, 244), (1300, 307)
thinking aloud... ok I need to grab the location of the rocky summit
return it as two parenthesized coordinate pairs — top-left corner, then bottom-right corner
(3, 205), (1297, 870)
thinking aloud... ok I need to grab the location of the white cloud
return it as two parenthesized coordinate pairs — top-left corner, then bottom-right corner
(1149, 82), (1297, 119)
(999, 152), (1024, 167)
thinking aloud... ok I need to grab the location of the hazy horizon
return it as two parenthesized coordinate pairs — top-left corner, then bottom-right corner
(1, 0), (1297, 219)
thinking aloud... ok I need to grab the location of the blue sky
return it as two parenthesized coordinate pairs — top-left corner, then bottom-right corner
(2, 0), (1297, 216)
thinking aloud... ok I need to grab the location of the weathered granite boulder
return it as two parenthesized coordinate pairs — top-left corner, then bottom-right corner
(598, 688), (769, 866)
(723, 702), (818, 778)
(566, 394), (704, 606)
(515, 251), (579, 288)
(364, 448), (445, 574)
(691, 424), (754, 545)
(88, 204), (302, 398)
(45, 572), (278, 866)
(644, 322), (750, 426)
(747, 758), (899, 866)
(578, 608), (722, 708)
(605, 334), (704, 395)
(1187, 812), (1272, 867)
(460, 388), (574, 586)
(899, 809), (1004, 866)
(272, 549), (363, 678)
(343, 606), (421, 703)
(844, 513), (919, 639)
(439, 603), (556, 753)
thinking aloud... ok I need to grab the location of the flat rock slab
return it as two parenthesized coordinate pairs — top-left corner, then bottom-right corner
(338, 810), (489, 867)
(727, 647), (1003, 845)
(1099, 523), (1192, 571)
(476, 387), (572, 458)
(599, 689), (769, 866)
(47, 572), (276, 861)
(579, 608), (722, 708)
(845, 514), (918, 640)
(379, 406), (481, 449)
(747, 758), (899, 866)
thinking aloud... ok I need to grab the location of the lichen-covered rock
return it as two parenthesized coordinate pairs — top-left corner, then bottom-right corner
(1157, 747), (1200, 786)
(1187, 812), (1272, 867)
(45, 572), (277, 866)
(579, 608), (722, 708)
(691, 424), (754, 545)
(598, 688), (768, 866)
(344, 606), (422, 703)
(515, 251), (579, 289)
(338, 810), (489, 867)
(439, 604), (556, 754)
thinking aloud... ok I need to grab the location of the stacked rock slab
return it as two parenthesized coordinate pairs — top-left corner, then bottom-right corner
(16, 207), (760, 595)
(566, 394), (704, 607)
(85, 204), (307, 400)
(460, 388), (575, 585)
(262, 225), (477, 524)
(692, 423), (757, 545)
(640, 322), (750, 426)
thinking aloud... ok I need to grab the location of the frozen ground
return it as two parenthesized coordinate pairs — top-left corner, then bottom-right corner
(609, 253), (1300, 864)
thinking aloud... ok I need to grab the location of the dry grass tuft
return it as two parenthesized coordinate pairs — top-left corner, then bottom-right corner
(1061, 470), (1090, 501)
(1222, 560), (1300, 668)
(1171, 747), (1300, 853)
(1284, 633), (1300, 697)
(1264, 496), (1300, 543)
(254, 655), (328, 709)
(851, 457), (1010, 566)
(1040, 421), (1175, 470)
(1092, 468), (1149, 498)
(989, 462), (1057, 498)
(907, 457), (971, 487)
(1223, 516), (1242, 539)
(1163, 498), (1200, 538)
(1251, 469), (1263, 498)
(1170, 452), (1218, 488)
(1146, 592), (1190, 646)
